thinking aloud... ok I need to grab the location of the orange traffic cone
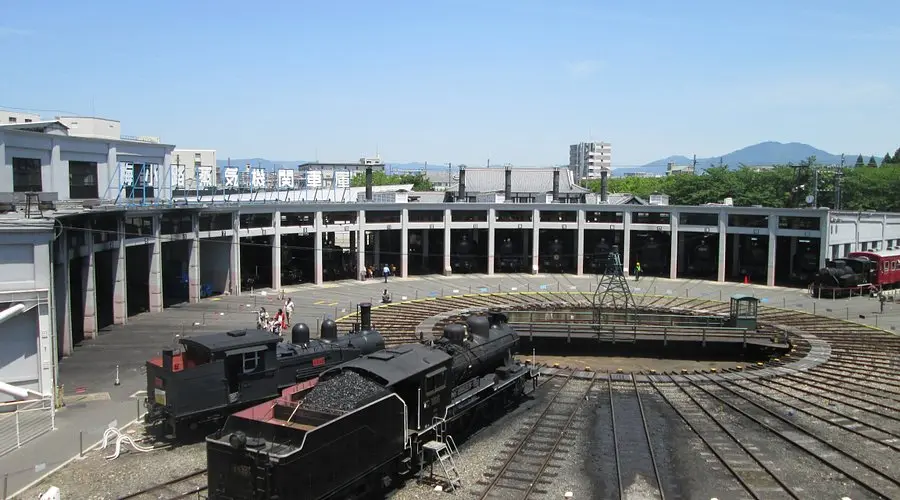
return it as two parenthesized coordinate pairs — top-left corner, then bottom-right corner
(743, 275), (749, 284)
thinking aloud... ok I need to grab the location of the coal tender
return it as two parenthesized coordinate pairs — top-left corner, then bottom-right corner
(144, 303), (385, 438)
(206, 312), (537, 500)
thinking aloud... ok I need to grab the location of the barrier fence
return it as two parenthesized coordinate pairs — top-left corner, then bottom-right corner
(0, 397), (54, 458)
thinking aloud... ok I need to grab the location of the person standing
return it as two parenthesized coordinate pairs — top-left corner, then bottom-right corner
(284, 297), (294, 326)
(383, 264), (390, 283)
(634, 261), (642, 282)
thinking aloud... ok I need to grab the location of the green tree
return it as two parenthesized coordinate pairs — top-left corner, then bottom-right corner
(883, 152), (893, 165)
(894, 147), (900, 163)
(867, 156), (878, 168)
(854, 154), (865, 167)
(350, 171), (434, 191)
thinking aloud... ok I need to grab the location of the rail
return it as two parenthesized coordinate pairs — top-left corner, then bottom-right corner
(508, 321), (761, 346)
(505, 309), (728, 327)
(0, 396), (54, 458)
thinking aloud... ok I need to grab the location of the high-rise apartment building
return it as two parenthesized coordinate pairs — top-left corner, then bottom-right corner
(568, 141), (611, 180)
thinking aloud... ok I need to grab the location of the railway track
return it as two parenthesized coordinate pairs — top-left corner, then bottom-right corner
(117, 469), (208, 500)
(475, 371), (596, 499)
(363, 291), (900, 498)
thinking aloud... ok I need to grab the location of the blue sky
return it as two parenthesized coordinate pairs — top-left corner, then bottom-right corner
(2, 0), (898, 167)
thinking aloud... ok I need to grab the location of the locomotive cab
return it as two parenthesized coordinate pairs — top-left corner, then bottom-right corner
(145, 329), (282, 434)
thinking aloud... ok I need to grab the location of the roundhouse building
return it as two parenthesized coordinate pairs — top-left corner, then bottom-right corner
(1, 119), (897, 449)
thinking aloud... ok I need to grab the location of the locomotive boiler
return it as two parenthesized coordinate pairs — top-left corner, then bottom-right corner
(689, 236), (716, 276)
(587, 239), (612, 273)
(497, 237), (524, 273)
(206, 313), (535, 499)
(145, 304), (385, 438)
(541, 237), (567, 273)
(451, 233), (477, 272)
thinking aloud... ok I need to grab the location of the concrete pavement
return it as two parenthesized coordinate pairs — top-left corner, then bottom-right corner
(4, 272), (898, 497)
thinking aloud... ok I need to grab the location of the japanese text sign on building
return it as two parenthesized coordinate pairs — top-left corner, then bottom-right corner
(198, 166), (214, 188)
(306, 170), (323, 188)
(278, 169), (294, 189)
(334, 171), (351, 189)
(251, 168), (266, 189)
(223, 167), (239, 188)
(172, 164), (186, 188)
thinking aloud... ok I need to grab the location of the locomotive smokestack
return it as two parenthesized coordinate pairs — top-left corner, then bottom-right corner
(359, 302), (372, 332)
(161, 349), (173, 371)
(552, 168), (560, 202)
(365, 166), (373, 201)
(504, 167), (512, 201)
(600, 169), (609, 204)
(457, 166), (466, 201)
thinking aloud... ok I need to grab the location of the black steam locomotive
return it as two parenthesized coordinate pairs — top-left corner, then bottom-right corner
(144, 306), (385, 438)
(791, 242), (819, 283)
(811, 257), (876, 294)
(687, 235), (716, 277)
(587, 239), (613, 273)
(497, 237), (524, 273)
(541, 237), (567, 273)
(451, 233), (477, 272)
(206, 313), (536, 499)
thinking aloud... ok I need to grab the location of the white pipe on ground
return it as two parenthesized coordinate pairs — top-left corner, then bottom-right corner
(0, 303), (26, 325)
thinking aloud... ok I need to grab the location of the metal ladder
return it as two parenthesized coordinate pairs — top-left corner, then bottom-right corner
(424, 417), (463, 491)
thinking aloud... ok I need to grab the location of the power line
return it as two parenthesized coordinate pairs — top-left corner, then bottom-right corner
(0, 104), (79, 116)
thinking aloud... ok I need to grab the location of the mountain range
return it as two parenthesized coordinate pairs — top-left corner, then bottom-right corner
(629, 141), (876, 176)
(216, 142), (879, 177)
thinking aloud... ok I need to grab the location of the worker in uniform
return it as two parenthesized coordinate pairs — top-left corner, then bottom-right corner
(383, 264), (391, 283)
(634, 261), (642, 282)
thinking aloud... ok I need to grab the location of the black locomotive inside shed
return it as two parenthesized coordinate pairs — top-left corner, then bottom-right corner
(495, 228), (531, 273)
(281, 233), (313, 286)
(676, 232), (719, 280)
(725, 234), (768, 284)
(538, 229), (576, 274)
(407, 228), (444, 275)
(451, 229), (487, 274)
(125, 244), (151, 316)
(629, 231), (671, 277)
(584, 229), (624, 274)
(240, 236), (273, 292)
(775, 237), (821, 286)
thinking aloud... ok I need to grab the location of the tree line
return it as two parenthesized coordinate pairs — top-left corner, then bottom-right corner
(582, 151), (900, 212)
(350, 170), (434, 191)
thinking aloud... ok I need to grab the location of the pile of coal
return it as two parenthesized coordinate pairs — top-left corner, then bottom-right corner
(300, 371), (387, 414)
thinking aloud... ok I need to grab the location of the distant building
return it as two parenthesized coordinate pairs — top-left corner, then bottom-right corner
(172, 149), (217, 189)
(569, 141), (612, 180)
(1, 110), (40, 124)
(666, 162), (694, 175)
(623, 171), (663, 178)
(447, 166), (589, 203)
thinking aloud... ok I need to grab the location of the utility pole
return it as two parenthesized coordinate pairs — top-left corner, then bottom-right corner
(835, 154), (845, 210)
(692, 154), (697, 174)
(812, 167), (819, 208)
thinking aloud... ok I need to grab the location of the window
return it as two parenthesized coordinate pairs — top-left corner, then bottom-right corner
(12, 157), (42, 192)
(24, 118), (32, 123)
(69, 161), (99, 198)
(425, 369), (446, 395)
(8, 117), (16, 123)
(194, 152), (201, 159)
(242, 351), (261, 373)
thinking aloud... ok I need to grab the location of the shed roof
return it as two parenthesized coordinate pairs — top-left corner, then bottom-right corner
(330, 344), (451, 387)
(447, 167), (589, 194)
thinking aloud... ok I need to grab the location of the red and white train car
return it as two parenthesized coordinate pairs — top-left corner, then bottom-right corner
(848, 250), (900, 289)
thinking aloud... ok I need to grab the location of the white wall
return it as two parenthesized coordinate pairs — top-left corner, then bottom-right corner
(827, 211), (900, 257)
(0, 128), (174, 201)
(0, 225), (56, 402)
